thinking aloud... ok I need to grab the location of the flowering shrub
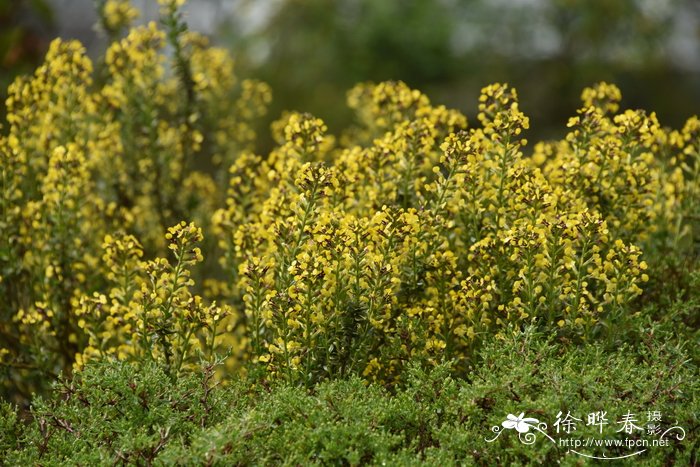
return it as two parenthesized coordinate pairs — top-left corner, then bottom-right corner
(215, 81), (679, 386)
(0, 0), (270, 399)
(1, 1), (698, 401)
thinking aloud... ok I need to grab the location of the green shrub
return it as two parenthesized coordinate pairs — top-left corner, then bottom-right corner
(3, 327), (696, 465)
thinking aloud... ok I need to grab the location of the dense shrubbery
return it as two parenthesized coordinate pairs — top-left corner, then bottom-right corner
(0, 0), (271, 399)
(1, 327), (696, 465)
(0, 0), (698, 463)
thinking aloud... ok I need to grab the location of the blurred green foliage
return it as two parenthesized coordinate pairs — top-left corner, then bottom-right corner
(0, 0), (53, 123)
(223, 0), (700, 147)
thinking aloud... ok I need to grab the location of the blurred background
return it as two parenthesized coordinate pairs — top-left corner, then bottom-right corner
(2, 0), (700, 144)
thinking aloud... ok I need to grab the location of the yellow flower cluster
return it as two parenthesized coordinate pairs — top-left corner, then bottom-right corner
(1, 0), (699, 398)
(538, 82), (663, 243)
(99, 0), (139, 36)
(0, 0), (268, 398)
(218, 81), (695, 384)
(74, 223), (230, 375)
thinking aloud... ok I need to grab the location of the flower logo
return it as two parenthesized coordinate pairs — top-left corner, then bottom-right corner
(486, 412), (554, 445)
(502, 412), (540, 433)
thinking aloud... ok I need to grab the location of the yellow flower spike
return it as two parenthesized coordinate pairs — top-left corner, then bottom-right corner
(101, 0), (139, 33)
